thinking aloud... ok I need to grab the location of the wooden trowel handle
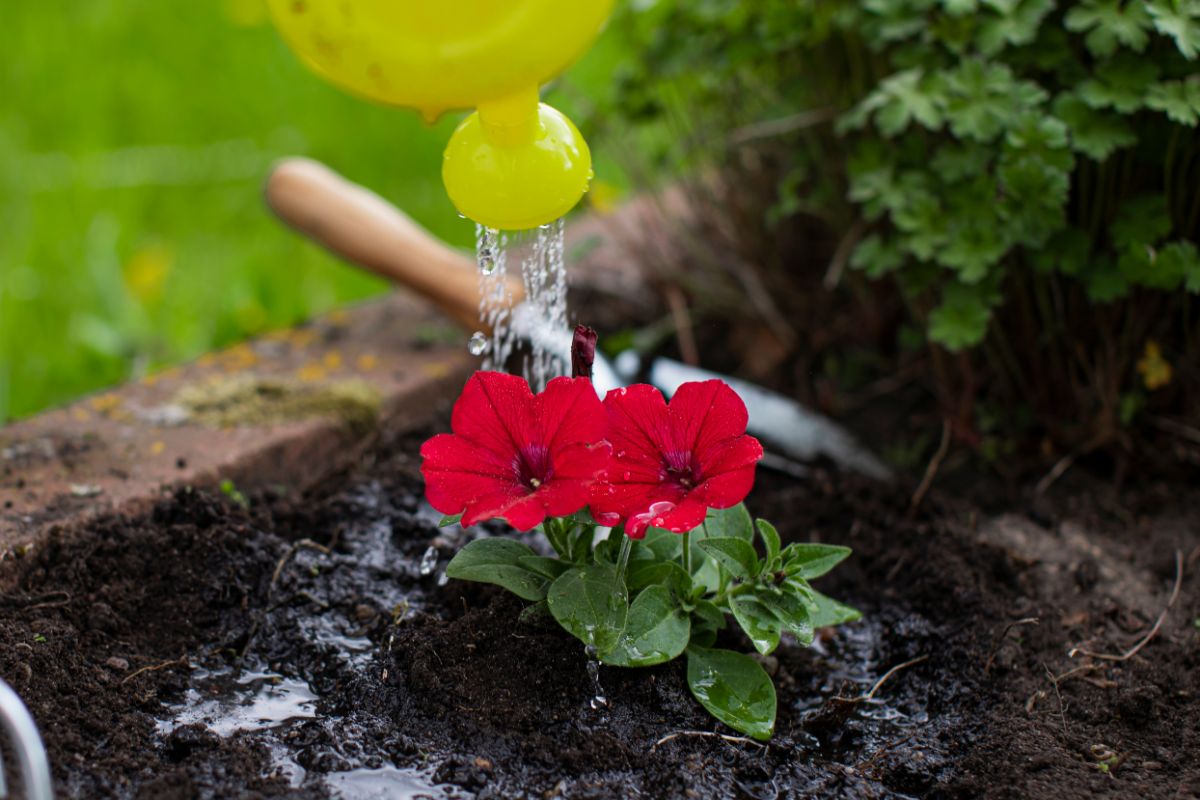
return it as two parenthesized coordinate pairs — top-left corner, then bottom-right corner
(264, 157), (524, 331)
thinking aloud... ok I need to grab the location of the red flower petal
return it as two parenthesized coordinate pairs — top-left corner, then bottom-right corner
(538, 377), (608, 452)
(449, 372), (535, 464)
(590, 379), (762, 537)
(669, 380), (750, 464)
(420, 371), (609, 531)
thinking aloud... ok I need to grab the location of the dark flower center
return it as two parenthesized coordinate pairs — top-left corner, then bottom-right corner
(662, 450), (701, 491)
(516, 444), (553, 492)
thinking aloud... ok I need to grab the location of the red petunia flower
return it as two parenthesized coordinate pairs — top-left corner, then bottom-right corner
(589, 380), (764, 539)
(421, 371), (610, 531)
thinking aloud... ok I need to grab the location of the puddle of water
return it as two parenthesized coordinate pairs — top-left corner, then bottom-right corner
(157, 668), (317, 737)
(324, 766), (447, 800)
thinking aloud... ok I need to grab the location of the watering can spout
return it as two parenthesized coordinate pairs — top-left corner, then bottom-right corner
(267, 1), (614, 230)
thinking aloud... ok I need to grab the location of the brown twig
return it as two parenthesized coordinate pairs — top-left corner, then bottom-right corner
(1042, 663), (1069, 738)
(835, 655), (930, 704)
(823, 218), (869, 290)
(663, 285), (700, 367)
(728, 107), (837, 146)
(650, 730), (766, 753)
(984, 617), (1040, 674)
(270, 538), (332, 593)
(864, 655), (930, 701)
(122, 656), (189, 685)
(1069, 550), (1184, 662)
(909, 421), (952, 516)
(1036, 452), (1075, 496)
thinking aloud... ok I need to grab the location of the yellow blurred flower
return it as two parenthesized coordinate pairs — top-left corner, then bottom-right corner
(123, 245), (173, 305)
(587, 178), (622, 216)
(1136, 340), (1172, 391)
(223, 0), (268, 27)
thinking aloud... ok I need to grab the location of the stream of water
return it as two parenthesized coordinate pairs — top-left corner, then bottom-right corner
(471, 221), (568, 390)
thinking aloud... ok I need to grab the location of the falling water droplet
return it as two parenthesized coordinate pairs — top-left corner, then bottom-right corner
(585, 646), (608, 710)
(436, 571), (449, 587)
(418, 545), (438, 576)
(468, 332), (488, 356)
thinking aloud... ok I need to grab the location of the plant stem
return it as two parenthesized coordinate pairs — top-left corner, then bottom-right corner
(615, 536), (633, 582)
(681, 529), (692, 576)
(544, 519), (566, 560)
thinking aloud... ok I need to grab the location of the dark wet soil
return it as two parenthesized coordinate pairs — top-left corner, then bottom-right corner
(0, 422), (1198, 799)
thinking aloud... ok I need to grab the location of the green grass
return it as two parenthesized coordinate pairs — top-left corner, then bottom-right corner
(0, 1), (629, 423)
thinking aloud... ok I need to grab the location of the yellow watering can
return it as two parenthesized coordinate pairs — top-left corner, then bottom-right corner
(266, 0), (615, 231)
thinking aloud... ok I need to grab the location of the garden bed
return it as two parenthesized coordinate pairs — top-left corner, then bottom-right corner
(0, 419), (1196, 799)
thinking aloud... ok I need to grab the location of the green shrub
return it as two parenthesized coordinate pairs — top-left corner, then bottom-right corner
(594, 0), (1200, 445)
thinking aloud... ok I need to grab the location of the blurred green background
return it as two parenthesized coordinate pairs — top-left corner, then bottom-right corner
(0, 0), (627, 424)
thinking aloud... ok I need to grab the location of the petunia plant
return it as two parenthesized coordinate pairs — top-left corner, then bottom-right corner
(421, 360), (859, 740)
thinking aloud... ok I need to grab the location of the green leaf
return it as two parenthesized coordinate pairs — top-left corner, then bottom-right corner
(807, 590), (864, 628)
(686, 647), (777, 740)
(1147, 0), (1200, 59)
(1077, 55), (1159, 112)
(942, 60), (1044, 142)
(1146, 78), (1200, 125)
(689, 599), (727, 648)
(518, 555), (570, 581)
(929, 282), (996, 350)
(755, 520), (781, 565)
(842, 69), (944, 136)
(627, 559), (694, 598)
(730, 595), (782, 655)
(756, 583), (816, 645)
(1161, 241), (1200, 292)
(1112, 195), (1171, 249)
(943, 0), (979, 15)
(781, 543), (853, 579)
(1065, 0), (1153, 56)
(930, 143), (992, 182)
(1053, 93), (1137, 160)
(547, 564), (629, 654)
(705, 504), (754, 542)
(850, 233), (907, 278)
(1084, 256), (1130, 301)
(445, 538), (548, 601)
(438, 512), (463, 528)
(698, 537), (761, 580)
(976, 0), (1054, 55)
(604, 585), (691, 667)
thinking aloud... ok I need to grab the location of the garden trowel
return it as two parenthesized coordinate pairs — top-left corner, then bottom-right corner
(265, 158), (890, 481)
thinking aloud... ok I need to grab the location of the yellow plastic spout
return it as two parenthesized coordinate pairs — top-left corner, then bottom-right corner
(443, 86), (592, 231)
(266, 0), (614, 231)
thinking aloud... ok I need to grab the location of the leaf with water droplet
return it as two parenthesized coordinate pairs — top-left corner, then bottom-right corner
(518, 555), (570, 581)
(730, 595), (782, 656)
(686, 647), (776, 741)
(698, 537), (761, 580)
(445, 538), (548, 601)
(603, 585), (691, 668)
(547, 564), (628, 655)
(756, 583), (814, 645)
(706, 504), (754, 543)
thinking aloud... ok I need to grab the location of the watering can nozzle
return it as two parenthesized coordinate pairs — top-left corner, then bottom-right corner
(443, 87), (592, 231)
(266, 1), (613, 231)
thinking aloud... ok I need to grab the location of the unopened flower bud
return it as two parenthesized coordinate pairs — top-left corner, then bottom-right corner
(572, 325), (598, 380)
